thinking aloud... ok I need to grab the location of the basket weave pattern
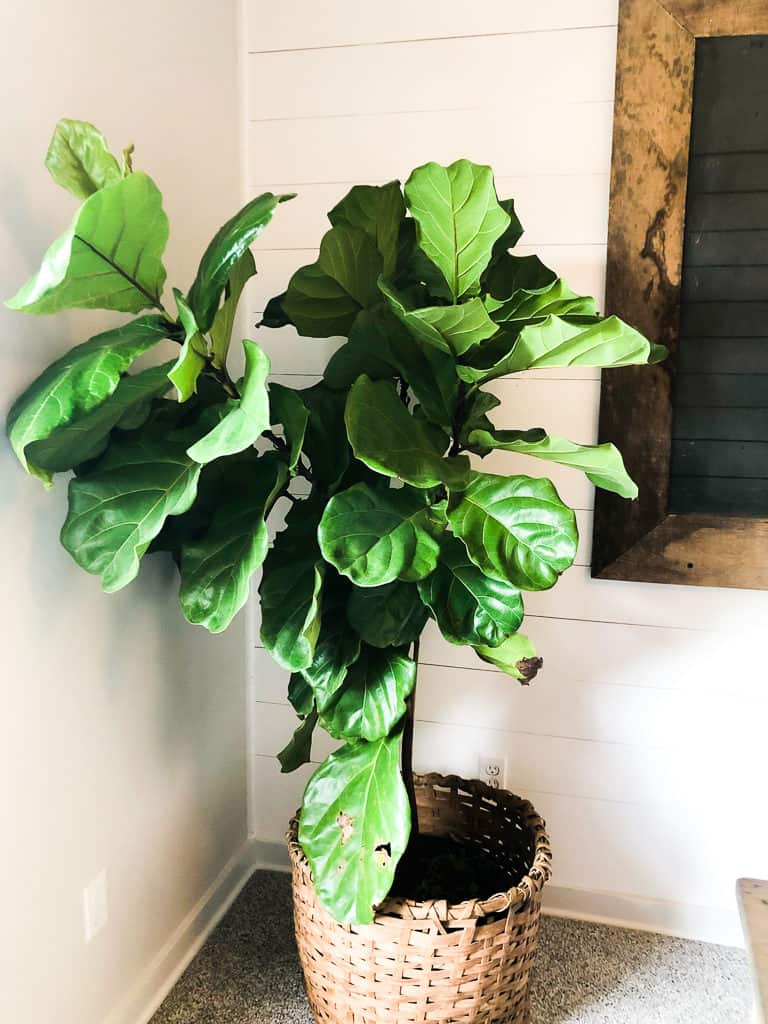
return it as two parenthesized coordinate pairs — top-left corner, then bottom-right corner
(287, 772), (552, 1024)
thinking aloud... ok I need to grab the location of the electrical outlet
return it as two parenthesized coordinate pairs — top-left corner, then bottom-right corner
(83, 869), (108, 943)
(479, 754), (507, 790)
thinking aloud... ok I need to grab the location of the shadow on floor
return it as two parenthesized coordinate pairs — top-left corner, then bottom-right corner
(151, 871), (751, 1024)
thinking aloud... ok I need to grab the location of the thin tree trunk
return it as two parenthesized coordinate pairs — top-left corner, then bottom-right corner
(402, 638), (420, 838)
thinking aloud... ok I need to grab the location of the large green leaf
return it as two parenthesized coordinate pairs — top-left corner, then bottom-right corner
(44, 118), (122, 200)
(187, 340), (270, 463)
(187, 192), (292, 333)
(403, 159), (510, 300)
(210, 250), (257, 369)
(329, 181), (405, 276)
(6, 315), (171, 483)
(320, 645), (416, 742)
(468, 428), (638, 500)
(269, 383), (309, 471)
(458, 389), (503, 454)
(380, 280), (497, 357)
(325, 308), (458, 427)
(179, 453), (288, 632)
(319, 482), (445, 586)
(61, 423), (204, 592)
(278, 707), (318, 774)
(259, 498), (325, 671)
(418, 536), (524, 647)
(448, 472), (578, 591)
(168, 290), (208, 402)
(345, 376), (470, 490)
(474, 633), (542, 683)
(347, 580), (428, 648)
(25, 360), (173, 475)
(458, 315), (656, 384)
(283, 225), (383, 337)
(299, 733), (410, 924)
(484, 254), (596, 325)
(482, 197), (524, 283)
(393, 218), (453, 302)
(301, 577), (362, 711)
(7, 172), (168, 315)
(300, 382), (350, 487)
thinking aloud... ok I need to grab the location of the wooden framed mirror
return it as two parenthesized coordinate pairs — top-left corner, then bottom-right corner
(592, 0), (768, 589)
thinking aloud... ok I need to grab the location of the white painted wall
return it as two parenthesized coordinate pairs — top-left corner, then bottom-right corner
(0, 3), (251, 1023)
(244, 0), (768, 945)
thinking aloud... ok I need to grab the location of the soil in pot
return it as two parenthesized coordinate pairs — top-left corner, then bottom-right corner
(391, 833), (533, 904)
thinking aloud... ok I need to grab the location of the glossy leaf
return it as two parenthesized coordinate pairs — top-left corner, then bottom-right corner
(418, 536), (524, 647)
(179, 453), (288, 632)
(300, 382), (350, 487)
(259, 498), (325, 671)
(187, 192), (292, 333)
(393, 218), (453, 302)
(468, 428), (639, 499)
(404, 159), (510, 300)
(269, 383), (309, 471)
(474, 633), (542, 683)
(319, 482), (445, 586)
(6, 315), (170, 483)
(345, 376), (470, 490)
(380, 280), (496, 357)
(169, 290), (207, 402)
(187, 340), (270, 463)
(210, 250), (256, 368)
(299, 733), (410, 924)
(458, 315), (656, 385)
(6, 172), (168, 315)
(320, 645), (416, 741)
(484, 254), (596, 324)
(25, 360), (173, 474)
(325, 308), (458, 427)
(288, 673), (314, 718)
(61, 424), (204, 592)
(283, 225), (383, 337)
(448, 472), (578, 591)
(302, 578), (362, 711)
(44, 118), (121, 199)
(458, 389), (502, 453)
(278, 708), (318, 773)
(329, 181), (405, 276)
(347, 581), (428, 648)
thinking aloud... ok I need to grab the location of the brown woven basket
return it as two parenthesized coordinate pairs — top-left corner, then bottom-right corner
(287, 771), (552, 1024)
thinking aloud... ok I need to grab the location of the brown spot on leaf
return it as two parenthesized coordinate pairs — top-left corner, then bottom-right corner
(517, 657), (543, 685)
(336, 811), (354, 846)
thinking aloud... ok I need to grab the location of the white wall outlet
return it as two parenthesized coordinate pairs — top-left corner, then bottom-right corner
(83, 869), (108, 943)
(479, 754), (507, 790)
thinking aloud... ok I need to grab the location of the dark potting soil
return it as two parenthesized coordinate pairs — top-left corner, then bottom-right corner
(391, 833), (529, 904)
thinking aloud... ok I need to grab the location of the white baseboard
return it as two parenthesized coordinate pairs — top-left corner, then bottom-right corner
(105, 838), (262, 1024)
(543, 884), (744, 948)
(248, 839), (743, 947)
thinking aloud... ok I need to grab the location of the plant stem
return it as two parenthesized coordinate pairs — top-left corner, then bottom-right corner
(402, 637), (420, 839)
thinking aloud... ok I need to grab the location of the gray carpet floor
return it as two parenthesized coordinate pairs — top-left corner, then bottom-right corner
(151, 870), (752, 1023)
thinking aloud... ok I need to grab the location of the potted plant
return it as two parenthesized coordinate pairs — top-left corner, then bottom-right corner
(6, 122), (663, 1024)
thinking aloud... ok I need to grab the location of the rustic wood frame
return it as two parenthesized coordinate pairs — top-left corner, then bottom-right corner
(592, 0), (768, 590)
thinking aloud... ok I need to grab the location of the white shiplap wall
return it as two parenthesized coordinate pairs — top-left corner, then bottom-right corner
(243, 0), (768, 944)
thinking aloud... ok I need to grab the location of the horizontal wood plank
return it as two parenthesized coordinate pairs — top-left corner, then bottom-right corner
(674, 405), (768, 439)
(669, 477), (768, 517)
(682, 266), (768, 303)
(675, 373), (768, 408)
(685, 192), (768, 232)
(671, 438), (768, 478)
(689, 153), (768, 194)
(247, 28), (616, 120)
(677, 339), (768, 374)
(684, 230), (768, 267)
(245, 1), (620, 52)
(680, 302), (768, 337)
(247, 104), (615, 183)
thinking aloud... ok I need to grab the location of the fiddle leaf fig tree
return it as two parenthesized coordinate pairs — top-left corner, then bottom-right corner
(6, 128), (663, 927)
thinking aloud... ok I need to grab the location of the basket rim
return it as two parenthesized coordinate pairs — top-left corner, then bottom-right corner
(287, 770), (552, 921)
